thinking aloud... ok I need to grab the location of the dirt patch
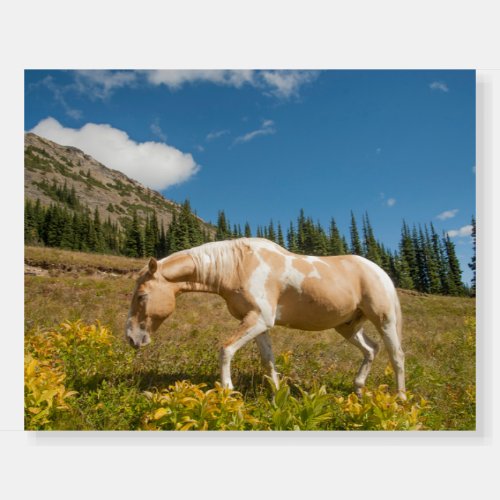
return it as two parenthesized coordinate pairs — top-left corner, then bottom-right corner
(24, 265), (49, 277)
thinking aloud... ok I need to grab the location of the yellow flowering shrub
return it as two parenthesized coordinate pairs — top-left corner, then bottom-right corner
(24, 320), (114, 430)
(24, 354), (78, 430)
(334, 384), (429, 430)
(142, 380), (260, 430)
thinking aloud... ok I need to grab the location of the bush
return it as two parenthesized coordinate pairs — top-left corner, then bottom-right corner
(333, 385), (429, 430)
(25, 320), (431, 431)
(24, 354), (77, 430)
(142, 381), (259, 430)
(24, 320), (120, 430)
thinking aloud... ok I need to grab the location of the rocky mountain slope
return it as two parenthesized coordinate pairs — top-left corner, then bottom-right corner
(24, 132), (209, 232)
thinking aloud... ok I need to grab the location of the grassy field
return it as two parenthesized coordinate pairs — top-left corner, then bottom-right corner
(24, 246), (476, 431)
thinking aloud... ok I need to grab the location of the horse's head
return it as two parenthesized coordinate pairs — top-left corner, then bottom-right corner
(125, 257), (177, 348)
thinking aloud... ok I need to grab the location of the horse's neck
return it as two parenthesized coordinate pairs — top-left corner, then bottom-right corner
(176, 281), (219, 294)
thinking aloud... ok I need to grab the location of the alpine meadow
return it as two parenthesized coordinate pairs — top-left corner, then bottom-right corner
(24, 70), (476, 431)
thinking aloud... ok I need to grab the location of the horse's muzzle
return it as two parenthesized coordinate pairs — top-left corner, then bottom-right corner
(125, 329), (151, 348)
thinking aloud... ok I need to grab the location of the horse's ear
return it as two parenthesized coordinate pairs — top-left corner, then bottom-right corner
(148, 257), (158, 275)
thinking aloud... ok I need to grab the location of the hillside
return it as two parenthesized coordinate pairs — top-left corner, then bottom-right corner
(24, 132), (210, 233)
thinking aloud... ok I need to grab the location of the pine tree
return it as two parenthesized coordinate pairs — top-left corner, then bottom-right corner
(349, 211), (363, 256)
(394, 253), (414, 290)
(287, 222), (299, 253)
(362, 212), (382, 265)
(244, 222), (252, 238)
(93, 207), (105, 253)
(427, 224), (446, 294)
(328, 217), (345, 255)
(186, 206), (204, 247)
(311, 220), (328, 255)
(166, 212), (179, 254)
(277, 222), (285, 247)
(399, 221), (418, 289)
(423, 225), (441, 294)
(59, 210), (75, 250)
(296, 209), (307, 254)
(24, 199), (39, 244)
(267, 220), (276, 242)
(33, 199), (44, 237)
(177, 205), (192, 250)
(124, 211), (144, 258)
(411, 226), (429, 293)
(158, 222), (167, 257)
(216, 210), (229, 240)
(341, 235), (349, 254)
(378, 243), (392, 278)
(144, 214), (155, 257)
(443, 234), (464, 296)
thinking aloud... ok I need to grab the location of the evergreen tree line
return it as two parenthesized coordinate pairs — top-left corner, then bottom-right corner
(25, 192), (474, 296)
(25, 199), (121, 254)
(24, 198), (213, 259)
(122, 200), (212, 258)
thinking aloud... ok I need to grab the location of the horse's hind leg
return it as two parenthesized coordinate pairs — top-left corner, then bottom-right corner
(255, 331), (280, 388)
(349, 329), (380, 397)
(376, 319), (406, 400)
(337, 325), (379, 397)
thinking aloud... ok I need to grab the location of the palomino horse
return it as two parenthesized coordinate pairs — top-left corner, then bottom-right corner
(126, 238), (406, 399)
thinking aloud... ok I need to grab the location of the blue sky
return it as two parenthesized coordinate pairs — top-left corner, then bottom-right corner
(24, 69), (476, 283)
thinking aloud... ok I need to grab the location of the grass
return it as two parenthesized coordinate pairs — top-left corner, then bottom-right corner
(24, 246), (476, 430)
(25, 245), (147, 275)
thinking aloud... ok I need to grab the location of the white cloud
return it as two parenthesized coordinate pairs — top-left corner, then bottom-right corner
(145, 70), (255, 90)
(36, 76), (82, 120)
(436, 208), (459, 220)
(145, 70), (318, 99)
(206, 129), (229, 142)
(74, 70), (138, 99)
(429, 81), (449, 92)
(30, 117), (199, 190)
(232, 119), (276, 146)
(447, 225), (473, 238)
(150, 119), (167, 141)
(259, 71), (318, 99)
(387, 198), (396, 207)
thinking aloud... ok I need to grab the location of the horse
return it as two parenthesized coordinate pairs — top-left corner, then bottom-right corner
(125, 237), (406, 399)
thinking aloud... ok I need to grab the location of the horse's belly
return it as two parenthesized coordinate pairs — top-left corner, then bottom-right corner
(274, 288), (356, 331)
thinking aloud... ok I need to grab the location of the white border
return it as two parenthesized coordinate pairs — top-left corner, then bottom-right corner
(1, 1), (499, 498)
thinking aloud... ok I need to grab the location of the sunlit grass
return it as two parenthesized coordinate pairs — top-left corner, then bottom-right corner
(24, 246), (476, 430)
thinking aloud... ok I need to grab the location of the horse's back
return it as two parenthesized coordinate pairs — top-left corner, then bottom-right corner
(273, 253), (397, 331)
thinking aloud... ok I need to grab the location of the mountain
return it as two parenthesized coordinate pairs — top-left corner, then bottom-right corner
(24, 132), (211, 234)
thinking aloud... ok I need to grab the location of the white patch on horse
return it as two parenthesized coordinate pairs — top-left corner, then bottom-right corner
(307, 267), (321, 279)
(248, 251), (275, 326)
(305, 255), (328, 266)
(280, 255), (306, 293)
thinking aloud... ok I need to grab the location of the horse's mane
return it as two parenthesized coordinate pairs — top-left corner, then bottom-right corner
(184, 238), (255, 291)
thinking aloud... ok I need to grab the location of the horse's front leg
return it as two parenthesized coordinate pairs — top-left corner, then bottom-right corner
(255, 331), (280, 389)
(219, 311), (268, 390)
